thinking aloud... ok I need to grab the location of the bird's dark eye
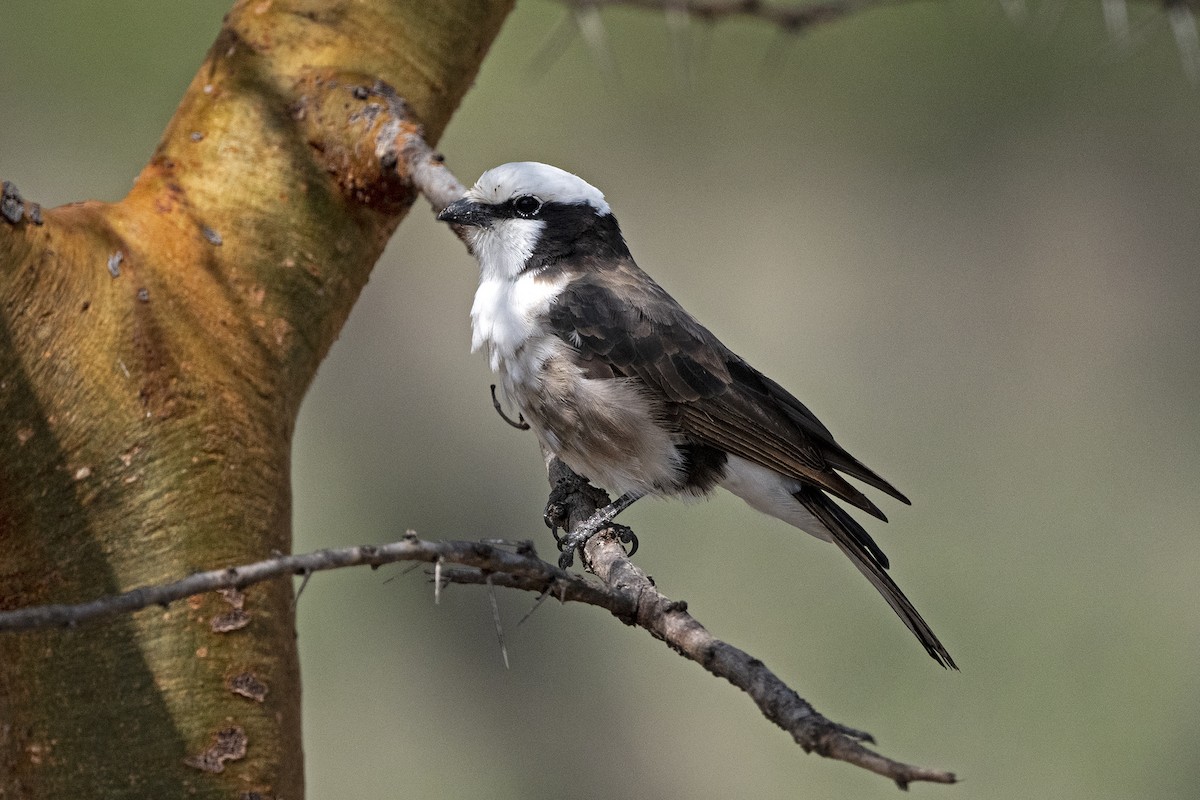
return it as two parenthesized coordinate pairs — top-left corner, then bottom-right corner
(513, 195), (542, 218)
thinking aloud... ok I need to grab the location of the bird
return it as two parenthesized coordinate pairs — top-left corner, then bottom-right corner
(437, 162), (955, 668)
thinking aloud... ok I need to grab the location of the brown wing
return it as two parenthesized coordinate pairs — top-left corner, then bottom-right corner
(545, 260), (908, 520)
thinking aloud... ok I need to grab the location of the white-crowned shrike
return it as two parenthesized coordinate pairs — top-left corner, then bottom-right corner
(438, 162), (954, 668)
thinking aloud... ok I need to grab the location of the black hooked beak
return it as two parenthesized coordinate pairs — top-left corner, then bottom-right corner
(437, 198), (493, 228)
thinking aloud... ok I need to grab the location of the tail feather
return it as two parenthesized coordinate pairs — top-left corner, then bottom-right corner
(795, 487), (957, 670)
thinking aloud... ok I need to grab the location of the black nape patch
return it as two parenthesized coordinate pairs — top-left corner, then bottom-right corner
(525, 203), (630, 272)
(678, 443), (728, 493)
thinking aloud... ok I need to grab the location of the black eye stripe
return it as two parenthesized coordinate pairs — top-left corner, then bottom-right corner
(489, 198), (597, 223)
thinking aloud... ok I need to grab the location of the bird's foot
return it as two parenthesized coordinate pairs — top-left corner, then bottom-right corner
(555, 511), (616, 568)
(555, 492), (641, 568)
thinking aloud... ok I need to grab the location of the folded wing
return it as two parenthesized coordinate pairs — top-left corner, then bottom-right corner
(545, 262), (908, 520)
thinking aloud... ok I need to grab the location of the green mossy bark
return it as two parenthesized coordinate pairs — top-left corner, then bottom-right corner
(0, 1), (513, 797)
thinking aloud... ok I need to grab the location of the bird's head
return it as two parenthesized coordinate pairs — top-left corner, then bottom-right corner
(438, 162), (624, 279)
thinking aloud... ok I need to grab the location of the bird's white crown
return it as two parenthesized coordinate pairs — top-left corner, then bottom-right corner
(466, 162), (611, 216)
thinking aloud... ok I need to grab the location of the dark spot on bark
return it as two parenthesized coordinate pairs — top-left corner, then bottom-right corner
(1, 181), (24, 224)
(210, 609), (251, 633)
(227, 671), (268, 702)
(184, 726), (248, 773)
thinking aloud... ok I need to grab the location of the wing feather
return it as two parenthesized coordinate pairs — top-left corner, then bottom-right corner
(545, 261), (905, 516)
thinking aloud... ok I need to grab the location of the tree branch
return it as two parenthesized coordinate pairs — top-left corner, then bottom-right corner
(0, 535), (561, 633)
(0, 528), (955, 787)
(564, 0), (1199, 31)
(564, 0), (873, 33)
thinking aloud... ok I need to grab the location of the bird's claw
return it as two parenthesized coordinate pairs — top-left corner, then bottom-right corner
(556, 527), (590, 569)
(555, 520), (638, 569)
(544, 500), (569, 540)
(615, 524), (638, 558)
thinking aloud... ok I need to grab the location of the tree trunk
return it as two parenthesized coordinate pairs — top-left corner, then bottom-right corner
(0, 1), (512, 796)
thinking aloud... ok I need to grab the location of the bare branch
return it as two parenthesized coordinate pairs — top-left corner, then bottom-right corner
(559, 0), (1200, 34)
(0, 528), (955, 786)
(560, 0), (879, 34)
(0, 535), (527, 632)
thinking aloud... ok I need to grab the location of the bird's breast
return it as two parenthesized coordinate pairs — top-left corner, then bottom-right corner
(470, 272), (695, 496)
(470, 271), (569, 373)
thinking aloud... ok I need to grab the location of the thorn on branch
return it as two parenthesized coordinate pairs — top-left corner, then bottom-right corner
(382, 561), (425, 584)
(485, 574), (510, 669)
(519, 585), (555, 626)
(292, 569), (313, 607)
(434, 557), (443, 605)
(573, 3), (621, 82)
(1168, 0), (1200, 81)
(1102, 0), (1132, 46)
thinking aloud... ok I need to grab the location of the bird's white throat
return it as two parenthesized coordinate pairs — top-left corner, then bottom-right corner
(465, 218), (545, 282)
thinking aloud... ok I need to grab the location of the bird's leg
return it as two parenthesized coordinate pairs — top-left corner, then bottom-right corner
(556, 492), (641, 569)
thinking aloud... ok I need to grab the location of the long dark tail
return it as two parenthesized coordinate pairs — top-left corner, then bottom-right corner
(795, 487), (957, 669)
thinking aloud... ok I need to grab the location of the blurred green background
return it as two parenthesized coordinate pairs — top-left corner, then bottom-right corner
(4, 1), (1200, 797)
